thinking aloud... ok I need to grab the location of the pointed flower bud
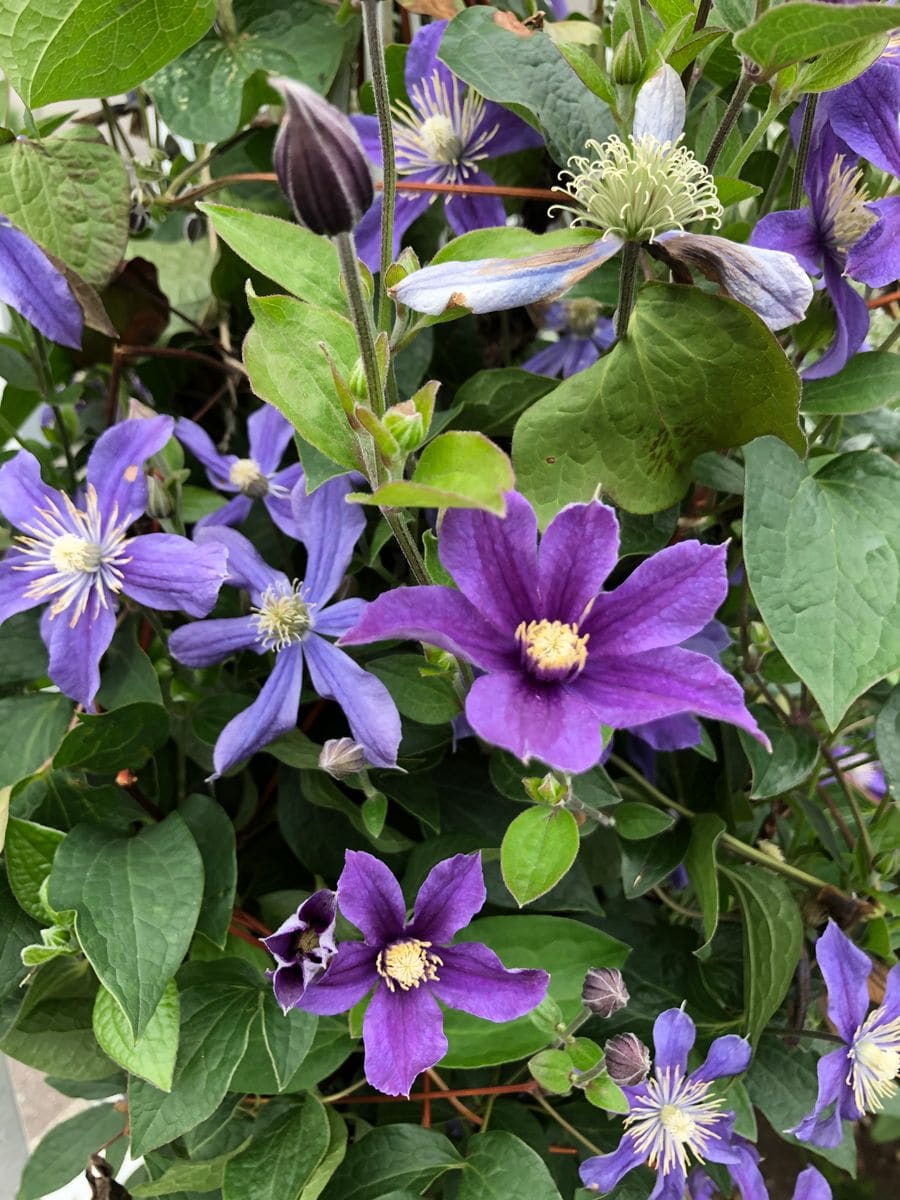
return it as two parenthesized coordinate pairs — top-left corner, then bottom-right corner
(582, 967), (629, 1017)
(612, 31), (643, 86)
(604, 1032), (651, 1086)
(319, 737), (367, 779)
(272, 78), (374, 237)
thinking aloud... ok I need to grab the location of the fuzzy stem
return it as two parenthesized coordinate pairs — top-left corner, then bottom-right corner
(615, 242), (641, 338)
(704, 71), (755, 171)
(362, 0), (396, 332)
(335, 231), (384, 417)
(720, 94), (785, 176)
(819, 743), (875, 872)
(791, 94), (819, 210)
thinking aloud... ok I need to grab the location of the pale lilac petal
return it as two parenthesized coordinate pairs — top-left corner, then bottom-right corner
(522, 338), (576, 378)
(439, 492), (539, 632)
(406, 19), (451, 98)
(793, 1165), (833, 1200)
(248, 404), (293, 473)
(291, 473), (365, 606)
(803, 257), (870, 379)
(408, 852), (486, 944)
(444, 168), (506, 237)
(87, 415), (174, 520)
(826, 62), (900, 177)
(652, 1007), (695, 1073)
(0, 452), (67, 531)
(194, 494), (253, 531)
(350, 114), (383, 167)
(695, 1116), (743, 1164)
(879, 962), (900, 1024)
(363, 981), (447, 1097)
(174, 417), (235, 490)
(791, 1046), (851, 1146)
(751, 210), (823, 276)
(168, 616), (261, 667)
(194, 525), (283, 599)
(122, 534), (226, 617)
(846, 196), (900, 288)
(634, 64), (685, 144)
(431, 941), (548, 1019)
(265, 463), (305, 535)
(212, 642), (303, 776)
(584, 542), (727, 653)
(0, 218), (82, 349)
(579, 1138), (645, 1191)
(314, 597), (367, 638)
(691, 1034), (751, 1083)
(337, 849), (406, 944)
(650, 1168), (688, 1200)
(816, 919), (871, 1042)
(294, 941), (379, 1015)
(391, 236), (622, 316)
(558, 334), (603, 376)
(43, 604), (116, 710)
(0, 555), (45, 623)
(537, 500), (618, 625)
(304, 634), (401, 769)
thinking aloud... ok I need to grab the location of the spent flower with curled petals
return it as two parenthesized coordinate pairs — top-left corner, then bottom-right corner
(262, 890), (338, 1014)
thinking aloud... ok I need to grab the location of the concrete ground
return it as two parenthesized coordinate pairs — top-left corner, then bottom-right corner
(2, 1057), (90, 1200)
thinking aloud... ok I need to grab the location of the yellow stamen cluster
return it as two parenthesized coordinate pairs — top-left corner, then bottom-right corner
(295, 929), (320, 955)
(229, 457), (269, 498)
(49, 533), (104, 574)
(516, 619), (589, 677)
(376, 938), (442, 992)
(626, 1067), (725, 1176)
(252, 582), (313, 651)
(848, 1008), (900, 1113)
(822, 155), (877, 253)
(566, 298), (603, 337)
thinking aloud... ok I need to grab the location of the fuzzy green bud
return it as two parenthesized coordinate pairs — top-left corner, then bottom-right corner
(612, 31), (643, 86)
(383, 401), (426, 453)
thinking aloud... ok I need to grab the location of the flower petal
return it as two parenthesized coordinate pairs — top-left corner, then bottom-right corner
(650, 1167), (688, 1200)
(174, 417), (235, 490)
(431, 941), (548, 1020)
(43, 603), (116, 710)
(652, 1007), (696, 1073)
(353, 184), (433, 274)
(291, 473), (366, 606)
(0, 451), (68, 532)
(314, 597), (367, 639)
(691, 1034), (752, 1083)
(816, 919), (871, 1042)
(790, 1046), (851, 1146)
(212, 642), (303, 777)
(0, 555), (46, 623)
(122, 534), (226, 617)
(337, 849), (406, 945)
(750, 209), (823, 276)
(558, 334), (603, 377)
(363, 980), (448, 1097)
(537, 500), (619, 625)
(846, 196), (900, 288)
(195, 494), (253, 531)
(825, 62), (900, 178)
(248, 403), (293, 474)
(522, 337), (578, 379)
(792, 1165), (833, 1200)
(304, 634), (401, 769)
(631, 713), (701, 751)
(802, 256), (869, 379)
(634, 64), (685, 144)
(472, 101), (544, 157)
(349, 114), (383, 167)
(87, 415), (174, 521)
(579, 1137), (645, 1191)
(405, 18), (450, 97)
(294, 941), (379, 1015)
(195, 525), (283, 600)
(444, 169), (506, 237)
(724, 1139), (769, 1200)
(0, 218), (83, 348)
(407, 852), (486, 944)
(168, 616), (261, 668)
(264, 463), (305, 535)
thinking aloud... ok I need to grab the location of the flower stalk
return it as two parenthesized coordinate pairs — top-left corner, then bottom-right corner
(614, 241), (641, 338)
(361, 0), (396, 332)
(704, 70), (756, 171)
(791, 94), (820, 210)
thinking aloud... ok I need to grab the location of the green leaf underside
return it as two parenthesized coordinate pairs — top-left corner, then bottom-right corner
(735, 2), (900, 71)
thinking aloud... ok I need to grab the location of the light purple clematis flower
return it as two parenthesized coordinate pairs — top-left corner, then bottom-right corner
(343, 492), (768, 775)
(262, 889), (338, 1014)
(819, 32), (900, 178)
(752, 121), (900, 378)
(391, 66), (813, 331)
(0, 416), (226, 709)
(689, 1150), (832, 1200)
(294, 850), (549, 1096)
(168, 473), (400, 778)
(0, 214), (83, 349)
(522, 299), (615, 378)
(350, 19), (543, 272)
(580, 1007), (752, 1199)
(792, 919), (900, 1146)
(175, 404), (303, 533)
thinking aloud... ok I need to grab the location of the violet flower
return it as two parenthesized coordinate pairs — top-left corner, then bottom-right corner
(350, 19), (543, 272)
(825, 744), (887, 801)
(168, 473), (400, 777)
(0, 214), (83, 349)
(819, 34), (900, 178)
(752, 122), (900, 377)
(343, 492), (768, 775)
(294, 850), (549, 1095)
(262, 889), (338, 1014)
(391, 66), (812, 331)
(175, 404), (302, 532)
(580, 1006), (752, 1198)
(0, 416), (226, 709)
(522, 299), (615, 378)
(687, 1135), (768, 1200)
(792, 919), (900, 1146)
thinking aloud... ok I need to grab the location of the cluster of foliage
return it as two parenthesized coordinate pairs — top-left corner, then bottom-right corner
(0, 1), (898, 1199)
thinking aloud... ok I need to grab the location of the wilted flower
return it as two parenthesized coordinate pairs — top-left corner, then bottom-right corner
(604, 1032), (651, 1087)
(319, 737), (367, 779)
(522, 299), (615, 379)
(583, 967), (629, 1018)
(262, 890), (338, 1013)
(294, 851), (549, 1095)
(0, 214), (83, 348)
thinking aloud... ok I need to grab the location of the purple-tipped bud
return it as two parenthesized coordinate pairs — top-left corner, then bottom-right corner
(319, 737), (367, 779)
(582, 967), (629, 1018)
(604, 1032), (651, 1086)
(272, 78), (374, 237)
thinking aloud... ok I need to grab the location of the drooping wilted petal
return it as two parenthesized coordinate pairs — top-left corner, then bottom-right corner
(86, 415), (175, 521)
(0, 216), (83, 349)
(633, 64), (686, 145)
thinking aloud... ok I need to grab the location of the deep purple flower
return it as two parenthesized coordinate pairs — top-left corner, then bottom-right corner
(350, 20), (543, 272)
(0, 416), (226, 709)
(294, 850), (549, 1095)
(792, 919), (900, 1146)
(819, 36), (900, 178)
(0, 214), (82, 349)
(580, 1007), (752, 1198)
(168, 473), (400, 777)
(522, 299), (615, 378)
(752, 122), (900, 378)
(343, 492), (768, 775)
(175, 405), (302, 533)
(262, 889), (338, 1014)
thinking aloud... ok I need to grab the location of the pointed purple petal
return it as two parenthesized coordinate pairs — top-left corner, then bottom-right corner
(265, 463), (305, 535)
(0, 219), (82, 349)
(248, 403), (293, 474)
(291, 473), (365, 606)
(816, 919), (871, 1042)
(826, 63), (900, 177)
(44, 604), (116, 710)
(751, 209), (823, 276)
(650, 1168), (688, 1200)
(194, 494), (253, 531)
(846, 196), (900, 288)
(212, 642), (303, 776)
(559, 334), (603, 377)
(349, 114), (383, 167)
(174, 417), (236, 490)
(122, 534), (226, 617)
(352, 195), (385, 274)
(405, 19), (450, 95)
(0, 451), (68, 532)
(579, 1138), (645, 1191)
(691, 1034), (751, 1083)
(431, 941), (548, 1020)
(790, 1046), (851, 1146)
(87, 416), (174, 521)
(793, 1166), (833, 1200)
(194, 525), (283, 599)
(363, 980), (447, 1097)
(537, 500), (618, 625)
(632, 713), (701, 751)
(314, 597), (367, 638)
(802, 257), (870, 379)
(444, 169), (506, 237)
(521, 338), (573, 378)
(652, 1007), (696, 1073)
(294, 940), (379, 1015)
(337, 849), (406, 945)
(354, 184), (433, 274)
(0, 555), (45, 623)
(304, 634), (401, 769)
(407, 852), (486, 944)
(879, 961), (900, 1024)
(634, 64), (685, 144)
(470, 102), (544, 157)
(168, 616), (261, 667)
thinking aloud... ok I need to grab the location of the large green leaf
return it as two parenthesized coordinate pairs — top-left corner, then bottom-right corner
(801, 351), (900, 415)
(743, 439), (900, 729)
(231, 987), (317, 1094)
(0, 0), (214, 106)
(4, 817), (65, 921)
(320, 1126), (463, 1200)
(738, 706), (819, 799)
(179, 793), (237, 949)
(513, 284), (803, 521)
(735, 1), (900, 71)
(48, 813), (203, 1039)
(16, 1103), (126, 1200)
(54, 702), (170, 773)
(458, 1131), (562, 1200)
(223, 1095), (331, 1200)
(0, 694), (72, 790)
(93, 980), (180, 1092)
(684, 814), (726, 958)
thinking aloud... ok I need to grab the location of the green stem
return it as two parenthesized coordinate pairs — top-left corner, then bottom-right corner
(719, 95), (784, 176)
(876, 321), (900, 353)
(628, 0), (648, 57)
(361, 0), (396, 333)
(531, 1091), (604, 1156)
(614, 242), (641, 339)
(704, 72), (755, 171)
(790, 94), (819, 210)
(758, 133), (792, 216)
(819, 743), (875, 872)
(381, 508), (430, 585)
(335, 231), (384, 417)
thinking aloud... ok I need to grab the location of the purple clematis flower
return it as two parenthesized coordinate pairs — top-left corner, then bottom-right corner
(752, 122), (900, 378)
(522, 299), (615, 378)
(168, 473), (400, 777)
(350, 19), (543, 272)
(581, 1007), (752, 1199)
(689, 1151), (832, 1200)
(391, 66), (813, 331)
(819, 33), (900, 178)
(293, 850), (549, 1096)
(0, 214), (83, 349)
(792, 919), (900, 1146)
(262, 889), (338, 1014)
(826, 744), (887, 801)
(175, 404), (303, 533)
(343, 492), (768, 775)
(0, 416), (226, 709)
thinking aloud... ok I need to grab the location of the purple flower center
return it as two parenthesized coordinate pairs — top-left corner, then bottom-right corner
(252, 580), (315, 651)
(848, 1006), (900, 1113)
(392, 70), (499, 174)
(515, 618), (590, 683)
(228, 457), (269, 498)
(625, 1066), (724, 1175)
(376, 938), (443, 992)
(822, 156), (877, 253)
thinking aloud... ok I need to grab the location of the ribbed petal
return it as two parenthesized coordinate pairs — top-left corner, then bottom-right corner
(87, 415), (174, 521)
(650, 1166), (689, 1200)
(791, 1046), (851, 1146)
(579, 1138), (645, 1191)
(0, 555), (45, 623)
(363, 981), (448, 1097)
(294, 941), (379, 1015)
(304, 634), (401, 769)
(168, 616), (261, 668)
(634, 64), (685, 144)
(431, 941), (548, 1020)
(691, 1034), (751, 1083)
(521, 338), (575, 378)
(558, 334), (602, 377)
(314, 597), (367, 639)
(537, 500), (618, 625)
(846, 196), (900, 288)
(291, 473), (365, 607)
(194, 494), (253, 531)
(122, 534), (226, 617)
(265, 463), (305, 535)
(816, 919), (871, 1042)
(652, 1007), (695, 1073)
(0, 451), (68, 532)
(248, 403), (293, 474)
(174, 417), (236, 490)
(405, 19), (453, 102)
(724, 1139), (769, 1200)
(444, 169), (506, 238)
(43, 603), (116, 710)
(337, 849), (406, 945)
(750, 209), (823, 276)
(407, 852), (486, 944)
(212, 642), (303, 777)
(194, 525), (284, 600)
(803, 256), (870, 379)
(792, 1165), (833, 1200)
(0, 218), (83, 349)
(825, 62), (900, 177)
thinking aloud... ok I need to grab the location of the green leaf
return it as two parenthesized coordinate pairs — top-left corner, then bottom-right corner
(876, 684), (900, 796)
(96, 625), (162, 709)
(801, 351), (900, 415)
(148, 0), (345, 143)
(201, 203), (346, 311)
(743, 439), (900, 729)
(231, 988), (317, 1093)
(0, 0), (214, 106)
(613, 803), (675, 840)
(501, 806), (580, 906)
(351, 431), (514, 515)
(0, 611), (48, 686)
(131, 1141), (250, 1197)
(285, 1015), (354, 1090)
(713, 176), (762, 206)
(320, 1126), (463, 1200)
(16, 1103), (125, 1200)
(528, 1048), (574, 1095)
(300, 1107), (347, 1200)
(458, 1131), (562, 1200)
(620, 825), (690, 899)
(48, 813), (203, 1039)
(367, 654), (460, 725)
(0, 138), (129, 287)
(4, 817), (65, 921)
(0, 694), (72, 790)
(447, 368), (557, 438)
(513, 284), (803, 520)
(244, 293), (360, 471)
(179, 794), (237, 949)
(734, 1), (900, 71)
(724, 865), (803, 1045)
(93, 980), (180, 1092)
(793, 31), (889, 92)
(54, 702), (170, 773)
(738, 707), (819, 798)
(684, 814), (726, 957)
(224, 1095), (331, 1200)
(0, 872), (39, 1001)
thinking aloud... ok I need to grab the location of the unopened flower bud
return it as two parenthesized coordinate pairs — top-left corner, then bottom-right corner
(604, 1032), (651, 1086)
(383, 401), (426, 453)
(146, 474), (175, 519)
(319, 737), (367, 779)
(348, 359), (368, 401)
(272, 78), (374, 237)
(612, 31), (643, 86)
(582, 967), (629, 1017)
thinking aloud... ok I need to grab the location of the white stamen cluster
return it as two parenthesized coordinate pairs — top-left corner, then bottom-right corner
(821, 155), (877, 253)
(392, 69), (499, 181)
(376, 938), (442, 992)
(13, 485), (132, 626)
(554, 134), (723, 243)
(625, 1066), (725, 1175)
(848, 1007), (900, 1114)
(228, 457), (269, 498)
(566, 298), (603, 337)
(252, 581), (314, 651)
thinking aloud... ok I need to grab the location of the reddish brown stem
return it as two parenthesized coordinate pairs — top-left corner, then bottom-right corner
(330, 1080), (538, 1104)
(867, 289), (900, 309)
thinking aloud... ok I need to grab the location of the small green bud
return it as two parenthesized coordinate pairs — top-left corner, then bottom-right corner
(611, 31), (643, 86)
(383, 400), (426, 453)
(523, 772), (568, 806)
(348, 358), (368, 401)
(385, 247), (421, 290)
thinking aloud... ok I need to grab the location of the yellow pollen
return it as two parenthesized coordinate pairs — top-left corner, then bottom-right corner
(123, 464), (139, 483)
(376, 939), (442, 992)
(229, 457), (269, 497)
(659, 1104), (695, 1140)
(49, 533), (104, 574)
(296, 929), (320, 955)
(516, 619), (589, 674)
(418, 114), (463, 164)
